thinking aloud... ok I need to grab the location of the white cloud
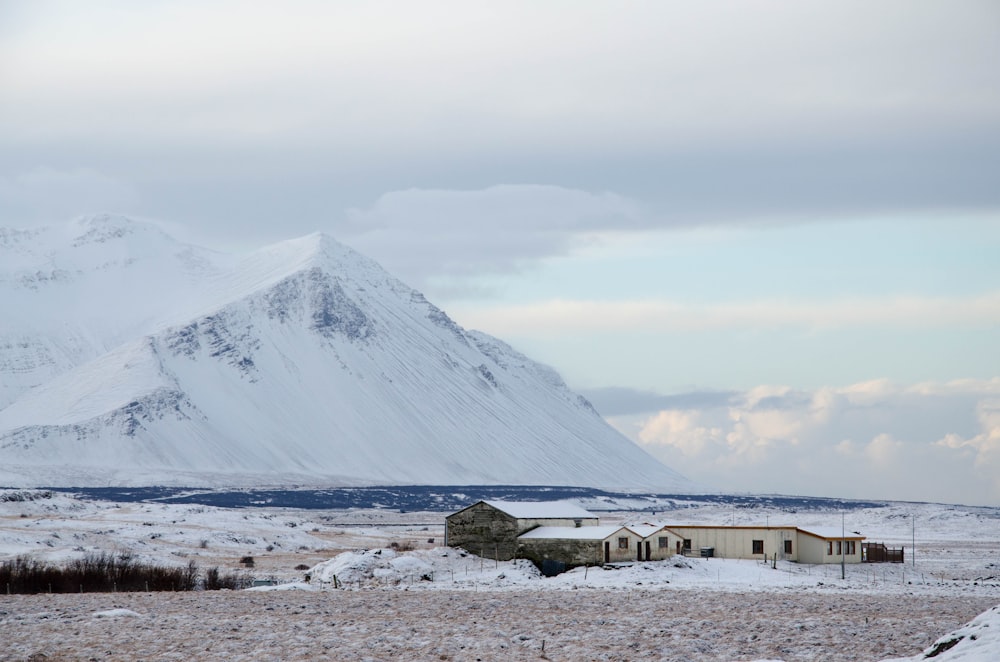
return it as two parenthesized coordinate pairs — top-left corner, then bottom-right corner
(0, 1), (996, 236)
(0, 167), (137, 224)
(613, 378), (1000, 506)
(934, 399), (1000, 470)
(4, 2), (997, 152)
(638, 410), (722, 457)
(452, 294), (1000, 334)
(863, 433), (904, 466)
(338, 185), (642, 291)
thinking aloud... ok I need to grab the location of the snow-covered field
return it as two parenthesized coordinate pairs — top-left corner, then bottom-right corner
(2, 490), (999, 660)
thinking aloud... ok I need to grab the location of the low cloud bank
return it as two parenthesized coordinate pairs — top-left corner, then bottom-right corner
(338, 184), (643, 293)
(604, 378), (1000, 506)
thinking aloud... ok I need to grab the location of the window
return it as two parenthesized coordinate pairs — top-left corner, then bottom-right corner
(683, 539), (692, 551)
(658, 536), (669, 549)
(836, 541), (842, 555)
(827, 541), (833, 555)
(784, 540), (793, 554)
(618, 537), (629, 550)
(752, 540), (764, 554)
(846, 541), (856, 555)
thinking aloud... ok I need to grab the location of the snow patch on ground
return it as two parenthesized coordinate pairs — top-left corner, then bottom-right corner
(884, 605), (1000, 661)
(92, 608), (142, 618)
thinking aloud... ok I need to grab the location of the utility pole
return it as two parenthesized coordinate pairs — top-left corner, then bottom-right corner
(841, 512), (846, 580)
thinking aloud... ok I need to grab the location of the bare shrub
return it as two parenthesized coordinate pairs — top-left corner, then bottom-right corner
(203, 567), (253, 590)
(0, 553), (198, 594)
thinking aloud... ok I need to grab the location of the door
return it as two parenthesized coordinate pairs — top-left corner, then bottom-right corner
(645, 540), (651, 561)
(604, 541), (610, 563)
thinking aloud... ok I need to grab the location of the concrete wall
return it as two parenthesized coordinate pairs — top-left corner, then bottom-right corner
(518, 529), (645, 567)
(445, 502), (521, 560)
(517, 539), (603, 568)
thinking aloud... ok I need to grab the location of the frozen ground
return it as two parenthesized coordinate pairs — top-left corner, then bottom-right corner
(1, 489), (998, 660)
(1, 589), (995, 661)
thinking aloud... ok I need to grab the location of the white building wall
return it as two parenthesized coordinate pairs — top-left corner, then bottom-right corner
(641, 529), (684, 561)
(797, 533), (829, 564)
(797, 533), (863, 564)
(669, 527), (799, 561)
(604, 529), (645, 563)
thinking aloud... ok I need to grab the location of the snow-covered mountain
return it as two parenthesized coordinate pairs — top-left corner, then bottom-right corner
(0, 214), (690, 490)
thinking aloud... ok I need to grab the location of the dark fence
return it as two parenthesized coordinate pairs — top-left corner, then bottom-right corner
(862, 542), (904, 563)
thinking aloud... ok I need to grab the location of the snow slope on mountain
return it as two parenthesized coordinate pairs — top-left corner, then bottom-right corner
(0, 215), (226, 409)
(0, 216), (690, 490)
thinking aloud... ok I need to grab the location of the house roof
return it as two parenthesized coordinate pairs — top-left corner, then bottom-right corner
(518, 525), (630, 541)
(628, 523), (865, 541)
(664, 524), (799, 531)
(797, 526), (865, 541)
(626, 524), (672, 538)
(481, 500), (596, 520)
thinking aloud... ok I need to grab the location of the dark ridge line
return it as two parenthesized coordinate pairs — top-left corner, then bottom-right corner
(28, 485), (891, 512)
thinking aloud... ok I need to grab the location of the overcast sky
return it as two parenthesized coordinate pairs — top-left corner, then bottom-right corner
(2, 1), (999, 505)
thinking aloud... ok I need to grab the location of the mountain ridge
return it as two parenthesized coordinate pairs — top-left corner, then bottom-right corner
(0, 215), (692, 491)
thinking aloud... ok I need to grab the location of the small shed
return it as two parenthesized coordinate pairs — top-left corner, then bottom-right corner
(444, 500), (598, 561)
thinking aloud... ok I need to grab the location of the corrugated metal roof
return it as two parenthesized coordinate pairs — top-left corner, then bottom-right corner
(634, 523), (866, 540)
(665, 524), (798, 531)
(482, 500), (596, 520)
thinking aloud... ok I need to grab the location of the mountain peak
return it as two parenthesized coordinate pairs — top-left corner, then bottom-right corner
(0, 222), (690, 491)
(68, 213), (169, 246)
(269, 232), (385, 276)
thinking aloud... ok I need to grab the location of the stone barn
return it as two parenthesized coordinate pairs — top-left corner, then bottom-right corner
(444, 500), (598, 561)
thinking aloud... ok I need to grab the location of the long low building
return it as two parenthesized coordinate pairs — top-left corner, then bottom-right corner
(663, 525), (864, 564)
(446, 500), (866, 570)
